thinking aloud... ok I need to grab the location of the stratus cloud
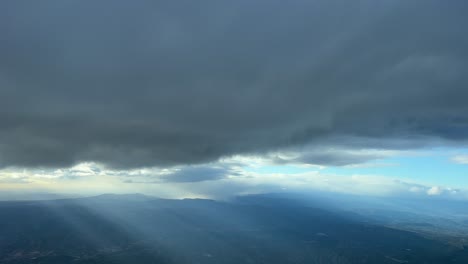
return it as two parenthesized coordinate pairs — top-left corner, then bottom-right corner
(269, 148), (402, 167)
(0, 0), (467, 169)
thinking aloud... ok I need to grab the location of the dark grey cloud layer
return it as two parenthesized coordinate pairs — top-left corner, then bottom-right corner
(120, 165), (235, 183)
(1, 0), (468, 168)
(272, 150), (387, 167)
(160, 166), (234, 183)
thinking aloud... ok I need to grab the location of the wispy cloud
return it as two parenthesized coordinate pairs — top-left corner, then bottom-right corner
(451, 155), (468, 164)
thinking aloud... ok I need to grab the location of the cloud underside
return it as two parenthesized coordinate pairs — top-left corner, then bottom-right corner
(0, 0), (468, 168)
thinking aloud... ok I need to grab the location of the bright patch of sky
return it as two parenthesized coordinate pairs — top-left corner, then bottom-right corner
(322, 148), (468, 188)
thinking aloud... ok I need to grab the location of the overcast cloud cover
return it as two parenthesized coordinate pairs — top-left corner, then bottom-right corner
(0, 0), (467, 169)
(0, 1), (468, 199)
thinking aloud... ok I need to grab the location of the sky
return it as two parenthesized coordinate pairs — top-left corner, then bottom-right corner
(0, 0), (468, 200)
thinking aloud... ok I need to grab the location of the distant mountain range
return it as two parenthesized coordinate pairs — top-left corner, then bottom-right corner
(1, 193), (467, 264)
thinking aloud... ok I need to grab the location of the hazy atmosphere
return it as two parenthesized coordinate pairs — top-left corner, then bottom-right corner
(2, 1), (468, 264)
(1, 0), (468, 200)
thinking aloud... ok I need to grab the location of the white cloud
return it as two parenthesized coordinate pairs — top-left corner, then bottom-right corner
(451, 155), (468, 164)
(427, 186), (443, 195)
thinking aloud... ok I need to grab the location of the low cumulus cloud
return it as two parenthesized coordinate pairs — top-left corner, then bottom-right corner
(0, 0), (468, 169)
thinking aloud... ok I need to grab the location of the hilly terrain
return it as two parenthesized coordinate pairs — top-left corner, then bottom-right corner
(1, 193), (467, 264)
